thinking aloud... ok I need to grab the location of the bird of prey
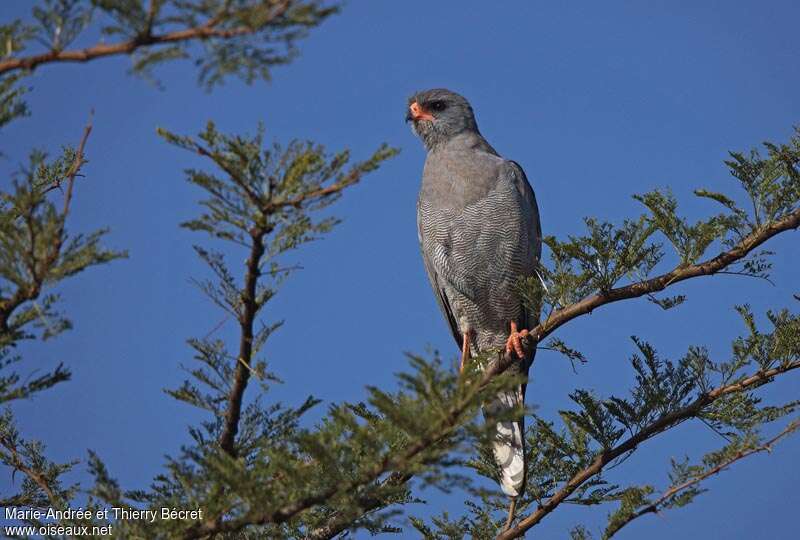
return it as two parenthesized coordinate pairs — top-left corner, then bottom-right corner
(406, 88), (542, 498)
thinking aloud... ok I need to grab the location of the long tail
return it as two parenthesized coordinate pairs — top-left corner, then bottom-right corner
(483, 386), (526, 497)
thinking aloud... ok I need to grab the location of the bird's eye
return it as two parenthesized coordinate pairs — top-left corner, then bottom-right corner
(429, 100), (447, 112)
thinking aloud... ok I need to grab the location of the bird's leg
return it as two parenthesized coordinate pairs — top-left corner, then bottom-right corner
(505, 321), (530, 359)
(460, 331), (472, 373)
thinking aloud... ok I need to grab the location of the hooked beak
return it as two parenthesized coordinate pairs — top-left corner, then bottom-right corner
(406, 101), (435, 123)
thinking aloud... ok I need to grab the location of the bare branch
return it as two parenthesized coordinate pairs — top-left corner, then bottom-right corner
(218, 225), (269, 456)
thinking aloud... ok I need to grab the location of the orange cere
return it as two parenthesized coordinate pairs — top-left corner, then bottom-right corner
(409, 101), (435, 121)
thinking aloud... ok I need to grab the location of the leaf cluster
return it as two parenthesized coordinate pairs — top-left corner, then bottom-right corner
(0, 148), (124, 405)
(0, 0), (340, 128)
(523, 129), (800, 319)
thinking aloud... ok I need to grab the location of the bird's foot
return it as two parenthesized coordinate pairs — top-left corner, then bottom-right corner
(505, 321), (529, 359)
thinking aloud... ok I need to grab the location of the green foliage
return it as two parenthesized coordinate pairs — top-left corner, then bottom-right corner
(0, 20), (36, 133)
(541, 336), (588, 371)
(75, 120), (405, 538)
(523, 130), (800, 322)
(155, 122), (398, 447)
(1, 1), (339, 109)
(532, 215), (661, 309)
(34, 0), (94, 51)
(87, 351), (521, 539)
(513, 180), (800, 540)
(724, 129), (800, 228)
(605, 338), (696, 434)
(571, 524), (595, 540)
(602, 485), (654, 539)
(0, 409), (80, 509)
(0, 72), (30, 133)
(138, 127), (797, 538)
(67, 118), (523, 540)
(600, 418), (800, 540)
(412, 304), (800, 539)
(0, 351), (71, 405)
(646, 292), (685, 310)
(0, 143), (122, 537)
(0, 148), (124, 408)
(633, 189), (728, 266)
(118, 0), (341, 89)
(0, 19), (37, 58)
(157, 121), (397, 250)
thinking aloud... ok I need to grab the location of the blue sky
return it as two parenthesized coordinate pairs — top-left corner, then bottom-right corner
(2, 1), (799, 538)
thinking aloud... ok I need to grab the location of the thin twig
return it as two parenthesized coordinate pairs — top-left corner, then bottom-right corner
(698, 417), (732, 443)
(201, 314), (231, 340)
(604, 418), (800, 539)
(715, 270), (775, 286)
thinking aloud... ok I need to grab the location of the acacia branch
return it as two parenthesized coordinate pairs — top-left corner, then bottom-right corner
(262, 168), (365, 212)
(183, 139), (364, 218)
(605, 418), (800, 539)
(187, 141), (264, 209)
(194, 137), (385, 463)
(50, 116), (92, 261)
(0, 1), (292, 76)
(184, 359), (502, 539)
(496, 360), (800, 540)
(529, 207), (800, 344)
(218, 225), (268, 456)
(0, 117), (92, 332)
(302, 473), (412, 540)
(0, 435), (60, 506)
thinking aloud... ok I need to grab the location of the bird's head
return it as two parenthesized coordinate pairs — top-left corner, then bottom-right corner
(406, 88), (478, 150)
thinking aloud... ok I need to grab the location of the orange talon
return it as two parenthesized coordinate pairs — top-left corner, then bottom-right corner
(505, 321), (529, 359)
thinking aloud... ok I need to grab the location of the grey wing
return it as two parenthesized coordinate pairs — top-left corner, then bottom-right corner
(418, 223), (463, 350)
(508, 160), (542, 330)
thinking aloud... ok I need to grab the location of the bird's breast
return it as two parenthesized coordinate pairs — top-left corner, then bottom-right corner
(420, 150), (503, 211)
